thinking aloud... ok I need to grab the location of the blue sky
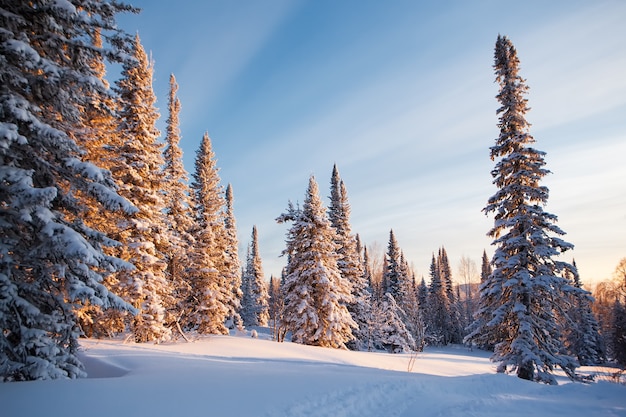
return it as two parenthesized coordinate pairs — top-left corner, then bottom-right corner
(116, 0), (626, 285)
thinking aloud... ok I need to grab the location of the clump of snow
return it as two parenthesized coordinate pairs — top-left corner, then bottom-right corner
(0, 335), (623, 417)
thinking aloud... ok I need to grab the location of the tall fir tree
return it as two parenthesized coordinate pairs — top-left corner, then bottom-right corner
(240, 226), (269, 327)
(328, 165), (369, 350)
(113, 34), (172, 343)
(223, 184), (243, 329)
(162, 74), (195, 329)
(188, 133), (230, 334)
(466, 35), (582, 384)
(277, 177), (356, 348)
(0, 1), (136, 381)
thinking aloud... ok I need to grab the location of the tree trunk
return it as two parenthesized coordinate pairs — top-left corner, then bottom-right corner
(517, 361), (534, 381)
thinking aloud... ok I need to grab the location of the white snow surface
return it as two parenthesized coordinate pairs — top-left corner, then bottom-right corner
(1, 329), (624, 417)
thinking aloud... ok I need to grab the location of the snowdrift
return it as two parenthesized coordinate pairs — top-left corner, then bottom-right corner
(1, 332), (624, 417)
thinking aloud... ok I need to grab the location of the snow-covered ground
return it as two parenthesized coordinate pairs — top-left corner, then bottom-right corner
(1, 330), (624, 417)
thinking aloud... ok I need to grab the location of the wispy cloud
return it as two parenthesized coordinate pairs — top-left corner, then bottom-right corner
(119, 0), (626, 283)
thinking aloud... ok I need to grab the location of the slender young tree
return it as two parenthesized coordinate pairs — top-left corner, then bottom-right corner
(162, 74), (195, 330)
(466, 35), (582, 384)
(241, 226), (269, 327)
(113, 34), (172, 343)
(277, 177), (356, 348)
(223, 184), (243, 329)
(0, 1), (136, 381)
(268, 275), (285, 341)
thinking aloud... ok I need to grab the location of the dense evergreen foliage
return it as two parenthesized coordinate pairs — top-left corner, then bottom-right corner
(0, 0), (137, 381)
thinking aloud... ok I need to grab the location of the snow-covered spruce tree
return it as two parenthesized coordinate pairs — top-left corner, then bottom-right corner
(113, 34), (173, 343)
(223, 184), (243, 329)
(465, 35), (583, 384)
(277, 177), (356, 348)
(328, 165), (370, 350)
(562, 261), (605, 365)
(437, 247), (463, 344)
(240, 226), (269, 327)
(372, 232), (419, 351)
(383, 230), (403, 298)
(187, 132), (229, 334)
(375, 294), (415, 353)
(162, 74), (195, 331)
(397, 254), (425, 351)
(426, 254), (453, 346)
(0, 1), (137, 381)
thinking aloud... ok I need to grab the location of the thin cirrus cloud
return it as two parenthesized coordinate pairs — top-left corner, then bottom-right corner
(116, 1), (625, 284)
(175, 3), (300, 137)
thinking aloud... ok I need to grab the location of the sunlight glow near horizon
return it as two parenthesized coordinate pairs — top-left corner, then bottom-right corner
(117, 0), (626, 285)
